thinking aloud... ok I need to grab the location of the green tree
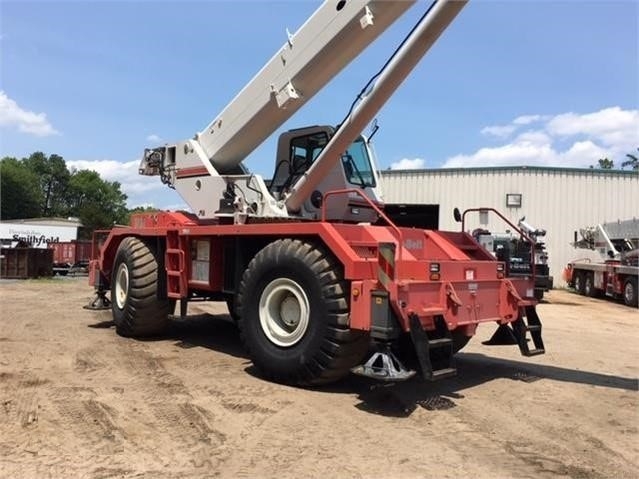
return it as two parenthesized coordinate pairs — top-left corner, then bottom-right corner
(0, 157), (43, 219)
(66, 169), (128, 237)
(1, 151), (133, 234)
(123, 205), (159, 225)
(594, 158), (615, 169)
(23, 151), (71, 216)
(622, 148), (638, 171)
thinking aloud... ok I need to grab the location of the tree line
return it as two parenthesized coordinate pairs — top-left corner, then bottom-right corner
(592, 149), (639, 170)
(0, 152), (152, 237)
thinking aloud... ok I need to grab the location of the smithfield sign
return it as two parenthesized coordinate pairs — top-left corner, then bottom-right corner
(0, 223), (78, 248)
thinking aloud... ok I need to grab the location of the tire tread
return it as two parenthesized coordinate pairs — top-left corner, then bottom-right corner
(236, 238), (369, 385)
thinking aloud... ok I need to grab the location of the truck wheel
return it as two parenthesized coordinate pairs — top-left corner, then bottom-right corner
(573, 272), (585, 295)
(623, 277), (638, 307)
(111, 237), (172, 337)
(584, 273), (597, 297)
(236, 239), (369, 385)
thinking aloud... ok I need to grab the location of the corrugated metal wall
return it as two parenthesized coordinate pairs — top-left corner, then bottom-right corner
(380, 166), (639, 286)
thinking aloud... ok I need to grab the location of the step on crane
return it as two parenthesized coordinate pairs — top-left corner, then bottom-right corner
(87, 0), (546, 385)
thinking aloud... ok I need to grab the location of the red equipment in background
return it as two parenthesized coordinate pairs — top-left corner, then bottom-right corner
(50, 240), (92, 275)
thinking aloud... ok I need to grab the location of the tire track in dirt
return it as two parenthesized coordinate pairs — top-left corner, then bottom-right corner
(113, 338), (191, 399)
(0, 373), (66, 477)
(0, 373), (45, 430)
(83, 335), (230, 473)
(146, 401), (228, 471)
(403, 381), (613, 479)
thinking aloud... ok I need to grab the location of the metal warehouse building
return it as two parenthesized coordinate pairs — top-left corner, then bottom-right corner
(380, 166), (639, 287)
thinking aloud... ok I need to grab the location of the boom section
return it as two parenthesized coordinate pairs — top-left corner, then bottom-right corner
(286, 0), (467, 212)
(197, 0), (416, 173)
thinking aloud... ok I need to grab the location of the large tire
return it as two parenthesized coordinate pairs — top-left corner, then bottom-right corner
(111, 237), (172, 337)
(623, 277), (638, 307)
(584, 273), (597, 297)
(236, 239), (369, 385)
(573, 271), (585, 295)
(226, 296), (240, 322)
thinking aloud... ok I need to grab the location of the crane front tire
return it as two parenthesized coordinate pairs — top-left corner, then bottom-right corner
(111, 237), (172, 337)
(236, 239), (369, 385)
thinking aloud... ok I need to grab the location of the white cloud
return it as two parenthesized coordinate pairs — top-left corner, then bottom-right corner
(146, 134), (163, 143)
(443, 106), (639, 169)
(67, 159), (167, 207)
(515, 130), (552, 146)
(0, 91), (59, 137)
(390, 158), (425, 170)
(546, 106), (638, 151)
(481, 125), (516, 138)
(482, 115), (547, 138)
(513, 114), (545, 125)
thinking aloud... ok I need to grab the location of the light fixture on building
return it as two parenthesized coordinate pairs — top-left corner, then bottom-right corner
(506, 193), (522, 208)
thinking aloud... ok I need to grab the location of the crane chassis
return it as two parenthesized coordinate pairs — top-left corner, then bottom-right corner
(87, 0), (546, 385)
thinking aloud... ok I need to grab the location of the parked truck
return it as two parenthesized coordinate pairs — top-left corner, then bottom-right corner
(86, 0), (546, 385)
(473, 217), (553, 300)
(564, 219), (639, 307)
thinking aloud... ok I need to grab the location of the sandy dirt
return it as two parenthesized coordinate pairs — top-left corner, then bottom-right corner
(0, 277), (637, 478)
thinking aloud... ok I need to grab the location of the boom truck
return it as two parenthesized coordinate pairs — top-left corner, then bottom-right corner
(564, 219), (639, 307)
(87, 0), (546, 385)
(473, 217), (553, 300)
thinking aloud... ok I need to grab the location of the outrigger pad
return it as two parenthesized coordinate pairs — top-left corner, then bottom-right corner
(83, 290), (112, 311)
(351, 347), (416, 382)
(482, 324), (518, 346)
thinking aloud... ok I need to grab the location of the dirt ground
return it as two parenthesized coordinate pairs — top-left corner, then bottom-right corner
(0, 277), (637, 479)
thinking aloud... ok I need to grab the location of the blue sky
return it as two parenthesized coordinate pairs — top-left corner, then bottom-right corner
(1, 0), (637, 208)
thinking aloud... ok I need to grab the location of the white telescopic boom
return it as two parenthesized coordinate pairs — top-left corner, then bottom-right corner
(285, 0), (467, 212)
(197, 0), (416, 173)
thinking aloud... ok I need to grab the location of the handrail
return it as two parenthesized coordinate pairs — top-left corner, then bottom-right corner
(91, 229), (113, 261)
(461, 207), (537, 282)
(321, 188), (403, 261)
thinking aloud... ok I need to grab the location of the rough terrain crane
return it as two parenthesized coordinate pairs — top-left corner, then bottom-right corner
(87, 0), (546, 385)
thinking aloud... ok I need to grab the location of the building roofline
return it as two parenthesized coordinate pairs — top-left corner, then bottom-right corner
(380, 165), (638, 177)
(0, 217), (82, 225)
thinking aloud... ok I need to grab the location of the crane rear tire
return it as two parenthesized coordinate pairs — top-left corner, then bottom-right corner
(236, 239), (369, 385)
(111, 237), (172, 337)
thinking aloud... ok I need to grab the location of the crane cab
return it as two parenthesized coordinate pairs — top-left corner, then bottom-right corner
(270, 125), (384, 223)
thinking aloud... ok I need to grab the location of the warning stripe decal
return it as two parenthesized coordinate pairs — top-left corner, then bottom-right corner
(377, 242), (395, 291)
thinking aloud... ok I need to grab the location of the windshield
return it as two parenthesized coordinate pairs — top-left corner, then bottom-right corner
(287, 133), (376, 188)
(342, 137), (376, 188)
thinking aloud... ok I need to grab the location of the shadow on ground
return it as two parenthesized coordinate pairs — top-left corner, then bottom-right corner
(339, 352), (638, 417)
(87, 312), (638, 418)
(88, 312), (247, 359)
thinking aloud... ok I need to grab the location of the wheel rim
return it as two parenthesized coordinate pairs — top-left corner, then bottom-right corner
(114, 263), (129, 309)
(624, 282), (634, 304)
(258, 278), (310, 347)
